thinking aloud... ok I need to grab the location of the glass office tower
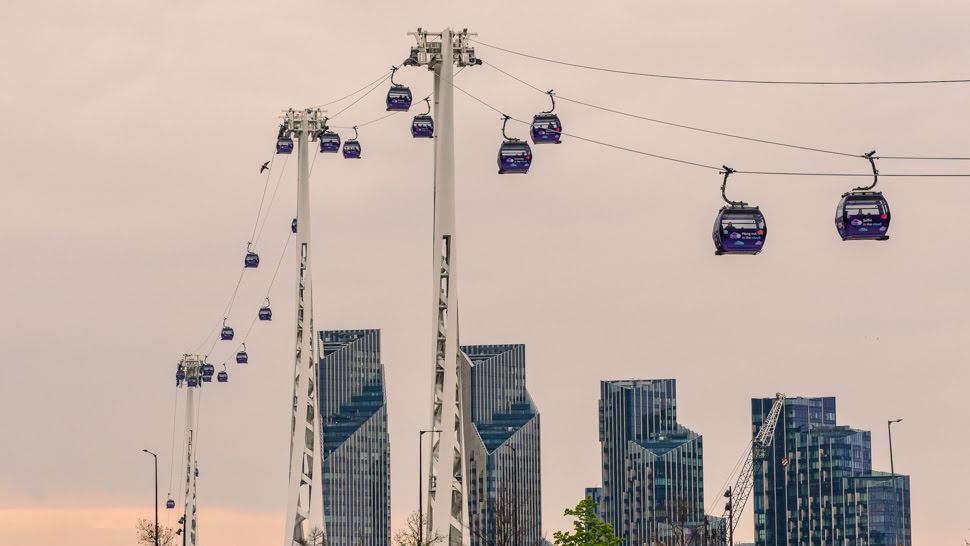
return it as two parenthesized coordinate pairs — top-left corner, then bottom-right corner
(752, 396), (911, 546)
(318, 329), (390, 546)
(598, 379), (705, 545)
(461, 344), (541, 546)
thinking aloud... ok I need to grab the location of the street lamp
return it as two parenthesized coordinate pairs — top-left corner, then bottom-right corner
(142, 449), (159, 546)
(419, 429), (441, 545)
(888, 419), (903, 546)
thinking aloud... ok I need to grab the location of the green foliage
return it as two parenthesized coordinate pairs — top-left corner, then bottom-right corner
(553, 497), (624, 546)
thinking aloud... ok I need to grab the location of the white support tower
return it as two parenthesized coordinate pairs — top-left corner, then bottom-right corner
(177, 354), (204, 546)
(405, 27), (481, 546)
(281, 108), (327, 546)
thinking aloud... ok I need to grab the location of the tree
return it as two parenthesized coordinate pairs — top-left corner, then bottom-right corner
(553, 497), (624, 546)
(394, 511), (445, 546)
(296, 526), (328, 546)
(136, 518), (176, 546)
(469, 483), (541, 546)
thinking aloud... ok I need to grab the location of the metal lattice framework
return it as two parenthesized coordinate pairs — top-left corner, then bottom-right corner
(405, 27), (481, 546)
(281, 108), (327, 546)
(723, 392), (786, 540)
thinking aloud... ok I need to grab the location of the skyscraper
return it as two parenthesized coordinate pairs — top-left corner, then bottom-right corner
(752, 396), (911, 546)
(460, 344), (541, 546)
(598, 379), (705, 545)
(318, 329), (390, 546)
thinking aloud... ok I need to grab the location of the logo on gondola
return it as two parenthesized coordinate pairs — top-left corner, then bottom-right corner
(851, 219), (863, 226)
(730, 232), (741, 239)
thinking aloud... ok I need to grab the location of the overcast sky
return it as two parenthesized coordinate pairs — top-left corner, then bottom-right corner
(2, 1), (969, 545)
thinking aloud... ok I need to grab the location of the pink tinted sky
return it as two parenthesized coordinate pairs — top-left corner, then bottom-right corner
(1, 1), (969, 545)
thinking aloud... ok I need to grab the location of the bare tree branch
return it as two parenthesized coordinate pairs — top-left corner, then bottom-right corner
(394, 511), (445, 546)
(136, 518), (176, 546)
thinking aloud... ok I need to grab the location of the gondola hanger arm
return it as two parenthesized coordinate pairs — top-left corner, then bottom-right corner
(542, 90), (556, 114)
(501, 115), (512, 140)
(720, 166), (748, 207)
(854, 150), (879, 191)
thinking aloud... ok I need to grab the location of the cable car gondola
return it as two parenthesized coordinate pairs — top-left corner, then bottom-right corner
(386, 67), (412, 111)
(530, 90), (562, 144)
(497, 116), (532, 174)
(220, 318), (234, 340)
(712, 167), (767, 255)
(202, 362), (214, 377)
(291, 218), (297, 233)
(244, 242), (259, 268)
(836, 152), (891, 241)
(411, 97), (434, 138)
(166, 497), (175, 509)
(236, 343), (248, 364)
(217, 370), (228, 383)
(176, 369), (185, 383)
(276, 124), (293, 155)
(319, 119), (341, 153)
(343, 126), (361, 159)
(259, 298), (272, 321)
(186, 376), (199, 388)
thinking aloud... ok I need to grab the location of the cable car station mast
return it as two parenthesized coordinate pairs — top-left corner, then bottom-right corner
(405, 27), (481, 546)
(177, 355), (203, 546)
(281, 108), (327, 546)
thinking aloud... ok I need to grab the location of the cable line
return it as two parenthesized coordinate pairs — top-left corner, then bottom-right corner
(220, 232), (292, 366)
(484, 60), (860, 159)
(735, 170), (970, 177)
(471, 38), (970, 85)
(447, 75), (970, 178)
(329, 69), (397, 121)
(878, 155), (970, 160)
(311, 69), (398, 109)
(250, 154), (277, 243)
(253, 154), (296, 248)
(331, 67), (466, 130)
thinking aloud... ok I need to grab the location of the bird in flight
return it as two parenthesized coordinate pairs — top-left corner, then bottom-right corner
(260, 161), (270, 173)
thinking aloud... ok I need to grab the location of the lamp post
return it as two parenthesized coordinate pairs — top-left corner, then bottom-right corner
(419, 429), (440, 545)
(888, 419), (903, 546)
(142, 449), (159, 546)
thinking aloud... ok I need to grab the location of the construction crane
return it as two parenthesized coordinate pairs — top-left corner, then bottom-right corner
(720, 392), (786, 546)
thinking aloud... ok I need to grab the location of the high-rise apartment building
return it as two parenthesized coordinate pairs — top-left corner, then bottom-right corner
(752, 396), (911, 546)
(318, 329), (390, 546)
(461, 344), (541, 546)
(598, 379), (705, 545)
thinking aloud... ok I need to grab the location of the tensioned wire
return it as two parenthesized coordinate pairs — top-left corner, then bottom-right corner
(330, 67), (467, 130)
(442, 73), (970, 177)
(482, 59), (970, 162)
(471, 38), (970, 85)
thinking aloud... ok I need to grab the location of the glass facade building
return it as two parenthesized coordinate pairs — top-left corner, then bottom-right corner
(460, 344), (541, 546)
(752, 396), (911, 546)
(598, 379), (705, 545)
(318, 329), (390, 546)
